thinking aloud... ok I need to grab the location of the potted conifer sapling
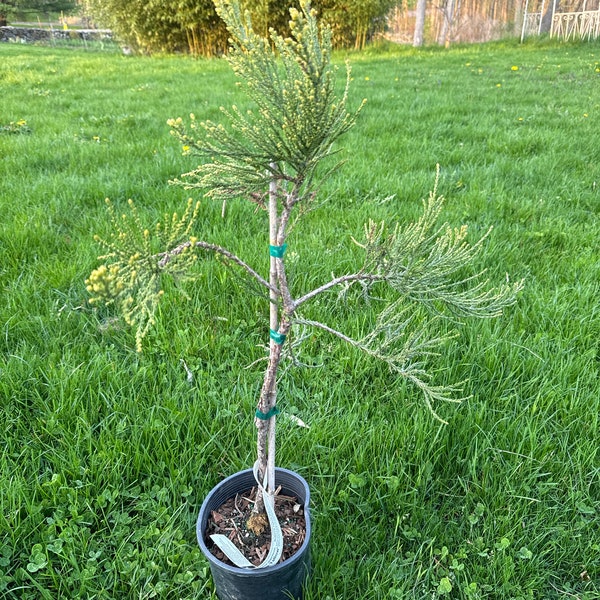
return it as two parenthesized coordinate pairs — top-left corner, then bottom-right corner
(86, 1), (523, 598)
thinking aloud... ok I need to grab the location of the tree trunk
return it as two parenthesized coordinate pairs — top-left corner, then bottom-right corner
(253, 165), (281, 520)
(438, 0), (457, 46)
(413, 0), (427, 46)
(540, 0), (560, 32)
(514, 0), (525, 36)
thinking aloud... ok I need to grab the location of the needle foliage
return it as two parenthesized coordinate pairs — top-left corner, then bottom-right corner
(87, 1), (522, 453)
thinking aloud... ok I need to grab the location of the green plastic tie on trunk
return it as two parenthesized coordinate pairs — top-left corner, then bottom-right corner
(269, 244), (287, 258)
(255, 406), (280, 420)
(270, 329), (286, 345)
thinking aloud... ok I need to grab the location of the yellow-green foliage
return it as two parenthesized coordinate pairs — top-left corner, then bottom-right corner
(86, 198), (200, 351)
(169, 0), (363, 202)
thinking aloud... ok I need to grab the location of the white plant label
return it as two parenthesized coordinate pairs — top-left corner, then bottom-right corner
(209, 465), (284, 569)
(209, 534), (254, 568)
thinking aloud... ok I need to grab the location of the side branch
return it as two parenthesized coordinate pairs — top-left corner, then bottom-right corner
(294, 316), (465, 424)
(293, 272), (384, 309)
(293, 317), (364, 349)
(158, 240), (276, 292)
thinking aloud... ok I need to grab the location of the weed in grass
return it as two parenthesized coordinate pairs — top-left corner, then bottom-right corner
(0, 119), (31, 135)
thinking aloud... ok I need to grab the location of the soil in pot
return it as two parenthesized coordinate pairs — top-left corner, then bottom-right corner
(205, 486), (307, 567)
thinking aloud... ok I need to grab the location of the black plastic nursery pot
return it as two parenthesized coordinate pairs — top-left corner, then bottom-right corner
(197, 467), (311, 600)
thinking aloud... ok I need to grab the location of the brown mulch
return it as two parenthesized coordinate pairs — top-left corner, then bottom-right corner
(205, 486), (306, 567)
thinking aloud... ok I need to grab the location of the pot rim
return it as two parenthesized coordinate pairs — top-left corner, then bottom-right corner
(196, 467), (311, 576)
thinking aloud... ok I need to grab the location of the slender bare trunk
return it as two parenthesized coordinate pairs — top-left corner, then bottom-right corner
(438, 0), (457, 46)
(253, 164), (283, 518)
(265, 166), (279, 497)
(413, 0), (427, 46)
(540, 0), (560, 32)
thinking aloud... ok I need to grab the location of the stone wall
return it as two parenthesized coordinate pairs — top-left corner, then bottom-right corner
(0, 26), (112, 44)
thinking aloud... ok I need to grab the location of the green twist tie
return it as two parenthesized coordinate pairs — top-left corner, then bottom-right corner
(270, 329), (286, 345)
(255, 406), (280, 420)
(269, 244), (287, 258)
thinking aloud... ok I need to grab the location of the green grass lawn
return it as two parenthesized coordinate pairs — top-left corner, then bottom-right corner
(1, 38), (599, 599)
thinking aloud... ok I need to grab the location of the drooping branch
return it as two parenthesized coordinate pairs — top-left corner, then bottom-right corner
(293, 272), (385, 309)
(157, 240), (275, 293)
(292, 317), (361, 349)
(293, 314), (465, 424)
